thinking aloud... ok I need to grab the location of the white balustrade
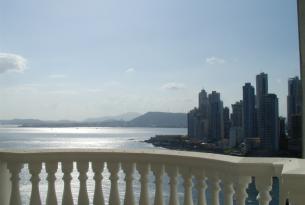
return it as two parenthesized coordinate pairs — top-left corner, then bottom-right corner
(46, 162), (58, 205)
(234, 176), (251, 205)
(137, 162), (150, 205)
(194, 169), (207, 205)
(92, 161), (105, 205)
(108, 161), (120, 205)
(151, 163), (164, 205)
(166, 165), (179, 205)
(62, 161), (74, 205)
(122, 162), (135, 205)
(180, 167), (194, 205)
(256, 176), (272, 205)
(0, 150), (305, 205)
(208, 172), (221, 205)
(29, 162), (42, 205)
(221, 174), (234, 205)
(7, 162), (23, 205)
(77, 161), (89, 205)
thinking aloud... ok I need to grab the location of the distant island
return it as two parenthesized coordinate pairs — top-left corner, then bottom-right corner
(0, 112), (187, 128)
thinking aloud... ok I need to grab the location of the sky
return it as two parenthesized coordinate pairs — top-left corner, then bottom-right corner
(0, 0), (301, 120)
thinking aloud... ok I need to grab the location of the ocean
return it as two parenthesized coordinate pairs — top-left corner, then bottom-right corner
(0, 127), (278, 205)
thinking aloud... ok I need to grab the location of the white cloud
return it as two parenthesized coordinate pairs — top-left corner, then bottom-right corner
(49, 74), (66, 79)
(0, 53), (27, 73)
(125, 67), (135, 73)
(162, 82), (185, 90)
(206, 56), (226, 65)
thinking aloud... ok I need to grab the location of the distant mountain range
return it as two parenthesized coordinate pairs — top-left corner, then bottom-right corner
(0, 112), (187, 128)
(85, 112), (141, 122)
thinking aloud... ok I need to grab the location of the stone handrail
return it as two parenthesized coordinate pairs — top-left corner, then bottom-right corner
(0, 149), (304, 205)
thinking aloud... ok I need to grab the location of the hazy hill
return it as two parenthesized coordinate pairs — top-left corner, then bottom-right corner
(1, 112), (187, 128)
(85, 112), (141, 122)
(128, 112), (187, 128)
(0, 119), (45, 125)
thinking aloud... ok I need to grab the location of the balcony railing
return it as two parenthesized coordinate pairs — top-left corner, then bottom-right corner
(0, 149), (305, 205)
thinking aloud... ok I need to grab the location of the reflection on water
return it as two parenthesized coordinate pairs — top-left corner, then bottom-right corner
(0, 127), (186, 150)
(0, 127), (278, 205)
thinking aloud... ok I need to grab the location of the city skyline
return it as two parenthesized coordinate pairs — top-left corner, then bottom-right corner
(0, 0), (300, 120)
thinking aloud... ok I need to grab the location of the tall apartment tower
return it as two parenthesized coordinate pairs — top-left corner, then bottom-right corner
(256, 72), (268, 107)
(256, 72), (268, 139)
(188, 108), (205, 141)
(198, 89), (209, 118)
(223, 107), (231, 139)
(243, 83), (256, 139)
(287, 77), (302, 138)
(261, 94), (279, 152)
(231, 101), (243, 127)
(187, 89), (210, 142)
(208, 91), (224, 142)
(229, 101), (243, 146)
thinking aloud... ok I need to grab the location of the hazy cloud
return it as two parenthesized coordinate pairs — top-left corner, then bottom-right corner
(0, 53), (27, 73)
(206, 56), (226, 65)
(162, 82), (185, 90)
(50, 90), (78, 95)
(104, 81), (121, 87)
(49, 74), (66, 79)
(125, 67), (135, 73)
(87, 88), (104, 93)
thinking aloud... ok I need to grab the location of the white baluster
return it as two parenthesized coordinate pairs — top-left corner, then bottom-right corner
(46, 162), (58, 205)
(180, 167), (193, 205)
(255, 176), (272, 205)
(281, 175), (303, 205)
(62, 161), (74, 205)
(7, 162), (23, 205)
(108, 162), (121, 205)
(166, 165), (179, 205)
(122, 162), (135, 205)
(221, 174), (234, 205)
(234, 176), (251, 205)
(77, 161), (89, 205)
(194, 170), (207, 205)
(137, 163), (150, 205)
(208, 173), (221, 205)
(92, 162), (105, 205)
(29, 162), (42, 205)
(0, 161), (11, 205)
(151, 164), (164, 205)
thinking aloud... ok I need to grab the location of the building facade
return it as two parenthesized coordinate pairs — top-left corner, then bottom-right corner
(261, 94), (279, 152)
(243, 83), (256, 139)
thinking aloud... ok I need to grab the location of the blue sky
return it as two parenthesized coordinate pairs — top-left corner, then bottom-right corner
(0, 0), (300, 120)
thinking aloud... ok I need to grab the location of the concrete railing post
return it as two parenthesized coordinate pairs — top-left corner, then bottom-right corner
(0, 161), (11, 205)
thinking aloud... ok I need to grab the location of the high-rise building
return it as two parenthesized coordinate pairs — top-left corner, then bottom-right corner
(287, 77), (302, 138)
(256, 72), (268, 139)
(188, 108), (205, 141)
(243, 83), (256, 139)
(256, 72), (268, 108)
(198, 89), (209, 118)
(223, 107), (231, 139)
(208, 91), (224, 142)
(231, 101), (243, 127)
(279, 117), (287, 151)
(230, 101), (243, 146)
(260, 94), (279, 152)
(187, 89), (210, 142)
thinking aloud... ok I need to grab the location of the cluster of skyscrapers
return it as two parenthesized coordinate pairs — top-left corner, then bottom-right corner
(188, 73), (302, 154)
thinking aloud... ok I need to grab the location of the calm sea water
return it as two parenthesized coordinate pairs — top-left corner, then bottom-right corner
(0, 127), (278, 205)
